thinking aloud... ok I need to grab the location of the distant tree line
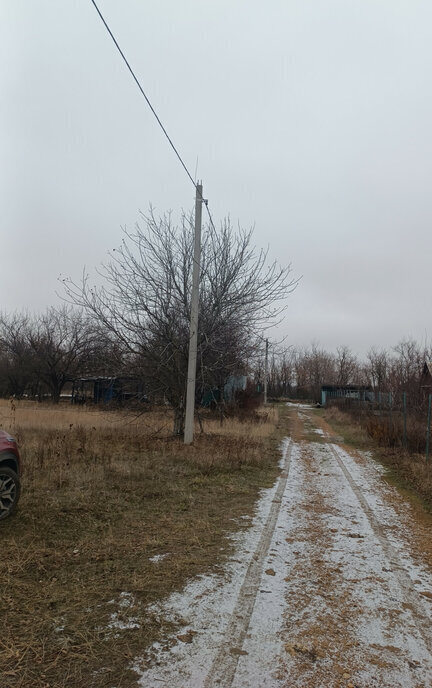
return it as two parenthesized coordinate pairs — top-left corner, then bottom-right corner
(258, 340), (432, 403)
(1, 305), (430, 414)
(0, 306), (125, 403)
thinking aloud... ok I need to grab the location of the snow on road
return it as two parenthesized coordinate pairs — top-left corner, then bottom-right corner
(136, 407), (432, 688)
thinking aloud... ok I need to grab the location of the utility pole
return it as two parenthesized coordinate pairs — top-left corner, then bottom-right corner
(264, 337), (269, 405)
(184, 182), (203, 444)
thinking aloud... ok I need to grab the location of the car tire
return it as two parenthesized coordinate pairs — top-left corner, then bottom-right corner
(0, 466), (20, 520)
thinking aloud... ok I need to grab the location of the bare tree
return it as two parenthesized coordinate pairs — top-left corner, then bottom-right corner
(26, 306), (100, 403)
(290, 344), (336, 400)
(63, 210), (298, 433)
(366, 347), (389, 392)
(309, 343), (335, 401)
(259, 347), (295, 399)
(335, 346), (358, 386)
(0, 312), (36, 397)
(0, 308), (99, 401)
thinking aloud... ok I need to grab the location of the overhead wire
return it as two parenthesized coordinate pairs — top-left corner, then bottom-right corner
(88, 0), (217, 231)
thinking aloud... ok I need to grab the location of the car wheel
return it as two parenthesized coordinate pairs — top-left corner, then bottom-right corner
(0, 466), (20, 520)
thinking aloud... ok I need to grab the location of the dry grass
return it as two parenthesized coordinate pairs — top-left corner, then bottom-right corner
(0, 399), (283, 688)
(323, 406), (432, 507)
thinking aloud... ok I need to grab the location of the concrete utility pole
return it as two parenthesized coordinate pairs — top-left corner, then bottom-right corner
(264, 337), (269, 405)
(184, 182), (203, 444)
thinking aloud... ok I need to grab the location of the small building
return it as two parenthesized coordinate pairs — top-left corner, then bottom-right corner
(321, 384), (374, 406)
(71, 377), (147, 404)
(420, 361), (432, 393)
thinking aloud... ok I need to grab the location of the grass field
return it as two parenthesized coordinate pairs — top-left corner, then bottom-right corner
(0, 399), (283, 688)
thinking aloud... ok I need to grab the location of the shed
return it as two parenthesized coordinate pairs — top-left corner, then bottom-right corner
(321, 384), (374, 406)
(71, 376), (146, 404)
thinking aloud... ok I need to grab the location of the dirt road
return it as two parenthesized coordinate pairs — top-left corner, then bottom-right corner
(136, 405), (432, 687)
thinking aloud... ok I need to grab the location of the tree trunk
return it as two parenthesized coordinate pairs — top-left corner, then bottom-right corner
(173, 405), (185, 436)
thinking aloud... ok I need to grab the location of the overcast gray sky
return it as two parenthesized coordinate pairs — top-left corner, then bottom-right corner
(2, 0), (432, 356)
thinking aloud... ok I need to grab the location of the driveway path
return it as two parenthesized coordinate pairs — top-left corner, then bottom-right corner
(137, 405), (432, 688)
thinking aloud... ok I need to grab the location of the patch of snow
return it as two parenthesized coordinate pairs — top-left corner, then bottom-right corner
(118, 591), (135, 608)
(107, 592), (140, 634)
(109, 615), (140, 631)
(149, 553), (170, 563)
(53, 615), (66, 633)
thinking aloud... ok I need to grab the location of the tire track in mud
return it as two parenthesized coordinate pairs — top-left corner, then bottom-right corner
(327, 440), (432, 656)
(202, 438), (293, 688)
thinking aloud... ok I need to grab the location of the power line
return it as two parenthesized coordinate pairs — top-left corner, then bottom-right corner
(88, 0), (217, 232)
(89, 0), (196, 186)
(204, 202), (216, 232)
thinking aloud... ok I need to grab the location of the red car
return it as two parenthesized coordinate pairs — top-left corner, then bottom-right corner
(0, 430), (22, 520)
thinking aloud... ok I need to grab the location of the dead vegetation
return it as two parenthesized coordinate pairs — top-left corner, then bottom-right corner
(323, 406), (432, 507)
(0, 399), (282, 688)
